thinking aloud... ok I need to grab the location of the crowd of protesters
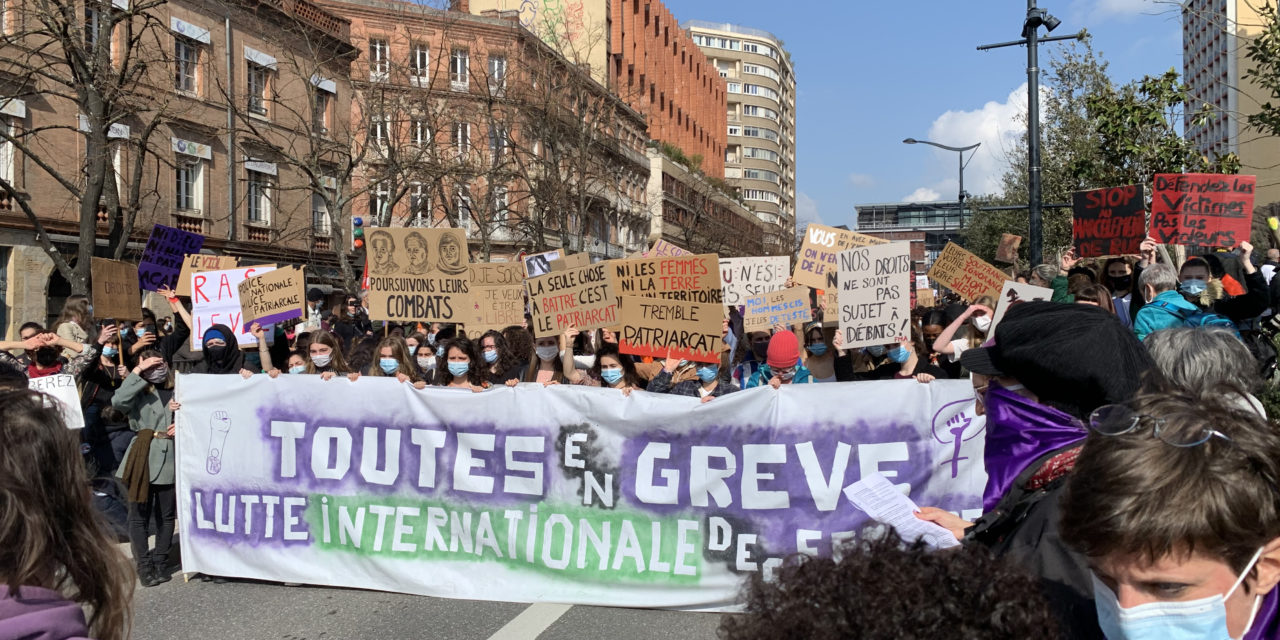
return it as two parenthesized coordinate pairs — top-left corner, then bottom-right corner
(3, 234), (1280, 639)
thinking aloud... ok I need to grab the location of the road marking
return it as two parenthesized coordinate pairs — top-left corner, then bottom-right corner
(485, 603), (574, 640)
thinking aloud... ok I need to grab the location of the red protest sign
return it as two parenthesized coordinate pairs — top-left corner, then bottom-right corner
(1150, 174), (1256, 248)
(1072, 185), (1145, 257)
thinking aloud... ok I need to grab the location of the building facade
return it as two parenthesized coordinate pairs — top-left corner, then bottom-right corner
(684, 20), (795, 252)
(1184, 0), (1280, 205)
(855, 200), (971, 276)
(647, 147), (767, 258)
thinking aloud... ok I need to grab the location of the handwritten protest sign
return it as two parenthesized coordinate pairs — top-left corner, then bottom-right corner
(611, 254), (721, 304)
(618, 296), (722, 363)
(367, 229), (470, 323)
(190, 265), (276, 350)
(177, 254), (240, 297)
(926, 242), (1009, 302)
(646, 239), (690, 258)
(1151, 173), (1256, 247)
(793, 223), (889, 290)
(995, 234), (1022, 264)
(743, 287), (811, 332)
(916, 289), (936, 308)
(465, 262), (525, 335)
(550, 253), (590, 272)
(138, 224), (204, 292)
(91, 258), (142, 320)
(989, 281), (1054, 336)
(719, 256), (789, 306)
(837, 242), (912, 349)
(238, 266), (305, 331)
(523, 250), (560, 278)
(1073, 185), (1145, 257)
(29, 374), (85, 429)
(526, 262), (618, 338)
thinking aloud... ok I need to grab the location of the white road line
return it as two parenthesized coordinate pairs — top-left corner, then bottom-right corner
(485, 603), (574, 640)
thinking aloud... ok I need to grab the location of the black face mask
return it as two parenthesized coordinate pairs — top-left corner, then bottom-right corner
(1111, 275), (1132, 291)
(206, 345), (228, 360)
(34, 347), (59, 367)
(751, 342), (769, 359)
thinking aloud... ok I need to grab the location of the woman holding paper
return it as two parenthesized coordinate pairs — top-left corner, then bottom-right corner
(648, 350), (738, 402)
(355, 336), (426, 389)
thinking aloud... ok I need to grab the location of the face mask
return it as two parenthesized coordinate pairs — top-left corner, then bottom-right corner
(427, 332), (438, 345)
(1111, 275), (1132, 290)
(288, 365), (306, 375)
(1180, 278), (1208, 296)
(379, 358), (398, 374)
(417, 355), (435, 370)
(888, 345), (911, 363)
(407, 345), (418, 356)
(697, 365), (718, 383)
(436, 346), (445, 357)
(535, 345), (559, 361)
(807, 343), (827, 356)
(1092, 546), (1264, 640)
(866, 345), (887, 358)
(206, 345), (227, 359)
(775, 368), (796, 381)
(972, 315), (992, 333)
(751, 342), (769, 359)
(447, 361), (470, 377)
(144, 367), (168, 384)
(135, 328), (148, 337)
(483, 348), (498, 364)
(102, 346), (118, 358)
(310, 353), (332, 368)
(600, 368), (624, 385)
(122, 327), (133, 338)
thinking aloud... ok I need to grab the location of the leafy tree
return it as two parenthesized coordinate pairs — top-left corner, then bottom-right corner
(1245, 2), (1280, 138)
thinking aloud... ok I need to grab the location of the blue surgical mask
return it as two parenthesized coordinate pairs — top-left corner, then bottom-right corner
(288, 365), (306, 375)
(102, 346), (118, 358)
(379, 358), (398, 374)
(888, 345), (910, 363)
(427, 332), (438, 345)
(1179, 278), (1208, 296)
(447, 361), (470, 377)
(807, 343), (827, 356)
(483, 348), (498, 364)
(135, 328), (147, 337)
(407, 345), (418, 356)
(696, 365), (718, 383)
(600, 368), (624, 385)
(866, 345), (886, 358)
(436, 346), (445, 357)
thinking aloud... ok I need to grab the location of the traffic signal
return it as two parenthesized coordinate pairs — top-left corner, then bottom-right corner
(352, 216), (364, 250)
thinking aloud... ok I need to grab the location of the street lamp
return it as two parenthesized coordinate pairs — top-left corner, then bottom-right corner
(902, 138), (981, 226)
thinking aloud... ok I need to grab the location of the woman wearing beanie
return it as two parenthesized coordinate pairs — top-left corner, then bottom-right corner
(745, 329), (814, 389)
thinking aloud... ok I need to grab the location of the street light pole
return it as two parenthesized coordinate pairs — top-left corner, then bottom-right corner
(902, 138), (980, 227)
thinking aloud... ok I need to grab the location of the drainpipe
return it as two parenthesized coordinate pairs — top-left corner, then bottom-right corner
(225, 14), (236, 241)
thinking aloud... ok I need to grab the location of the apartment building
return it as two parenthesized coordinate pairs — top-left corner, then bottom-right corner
(647, 146), (767, 258)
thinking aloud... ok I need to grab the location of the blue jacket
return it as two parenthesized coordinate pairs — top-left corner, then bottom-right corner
(1133, 290), (1199, 342)
(745, 363), (814, 388)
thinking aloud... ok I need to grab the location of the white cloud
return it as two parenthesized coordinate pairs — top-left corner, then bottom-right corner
(848, 173), (876, 189)
(1092, 0), (1158, 19)
(796, 192), (823, 225)
(902, 187), (942, 203)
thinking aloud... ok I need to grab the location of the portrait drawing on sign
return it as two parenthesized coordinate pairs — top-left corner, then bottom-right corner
(437, 233), (468, 275)
(404, 231), (432, 275)
(369, 230), (398, 275)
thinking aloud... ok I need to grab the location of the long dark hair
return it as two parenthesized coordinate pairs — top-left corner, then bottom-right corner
(0, 390), (134, 640)
(438, 336), (482, 386)
(589, 344), (644, 389)
(503, 325), (533, 363)
(55, 294), (92, 333)
(480, 330), (521, 374)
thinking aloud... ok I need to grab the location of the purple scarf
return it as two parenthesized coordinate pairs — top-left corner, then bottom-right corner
(1245, 589), (1278, 640)
(981, 386), (1088, 512)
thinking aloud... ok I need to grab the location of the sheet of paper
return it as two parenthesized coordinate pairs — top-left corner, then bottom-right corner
(843, 472), (960, 550)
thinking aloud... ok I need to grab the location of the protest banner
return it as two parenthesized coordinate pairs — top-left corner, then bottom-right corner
(91, 258), (142, 321)
(719, 256), (789, 307)
(818, 290), (838, 327)
(618, 296), (723, 363)
(1150, 173), (1256, 247)
(793, 223), (889, 291)
(916, 289), (936, 308)
(138, 224), (204, 292)
(994, 234), (1022, 264)
(190, 265), (276, 350)
(550, 253), (590, 272)
(645, 239), (690, 258)
(526, 262), (618, 338)
(1072, 185), (1145, 257)
(367, 229), (470, 324)
(176, 375), (986, 608)
(177, 254), (240, 297)
(837, 242), (912, 349)
(29, 374), (84, 430)
(915, 274), (929, 290)
(238, 266), (305, 331)
(465, 262), (525, 335)
(742, 287), (812, 332)
(989, 281), (1054, 336)
(523, 250), (561, 279)
(926, 243), (1009, 302)
(611, 254), (722, 304)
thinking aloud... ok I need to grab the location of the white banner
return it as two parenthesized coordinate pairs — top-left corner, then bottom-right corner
(176, 376), (987, 609)
(30, 374), (85, 429)
(190, 266), (276, 350)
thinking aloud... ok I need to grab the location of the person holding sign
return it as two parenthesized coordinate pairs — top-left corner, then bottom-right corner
(435, 336), (489, 391)
(304, 331), (353, 380)
(802, 323), (838, 383)
(745, 330), (814, 388)
(572, 343), (644, 395)
(648, 349), (738, 402)
(930, 298), (994, 368)
(124, 285), (192, 370)
(354, 336), (426, 389)
(512, 334), (571, 386)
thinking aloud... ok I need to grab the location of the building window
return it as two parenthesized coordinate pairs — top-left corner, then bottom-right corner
(370, 114), (389, 147)
(450, 48), (469, 90)
(369, 38), (389, 81)
(84, 6), (102, 51)
(410, 43), (429, 86)
(491, 185), (508, 221)
(312, 90), (330, 136)
(455, 189), (472, 231)
(453, 121), (470, 157)
(487, 123), (507, 158)
(370, 181), (390, 219)
(743, 146), (779, 162)
(742, 126), (779, 142)
(412, 118), (430, 146)
(742, 63), (780, 82)
(488, 55), (506, 93)
(175, 159), (203, 213)
(246, 170), (271, 223)
(0, 118), (12, 187)
(726, 82), (741, 94)
(742, 168), (780, 183)
(727, 125), (741, 137)
(247, 63), (269, 115)
(742, 188), (780, 204)
(175, 37), (199, 93)
(312, 193), (332, 235)
(409, 183), (430, 226)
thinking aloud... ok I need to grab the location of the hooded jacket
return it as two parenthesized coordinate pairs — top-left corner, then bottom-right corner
(0, 586), (90, 640)
(192, 323), (244, 374)
(1133, 289), (1200, 342)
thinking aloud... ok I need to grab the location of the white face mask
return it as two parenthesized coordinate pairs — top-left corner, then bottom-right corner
(972, 315), (992, 333)
(310, 353), (332, 368)
(535, 345), (559, 361)
(417, 355), (435, 370)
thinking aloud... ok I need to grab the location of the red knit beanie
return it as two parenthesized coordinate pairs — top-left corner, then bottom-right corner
(767, 330), (800, 369)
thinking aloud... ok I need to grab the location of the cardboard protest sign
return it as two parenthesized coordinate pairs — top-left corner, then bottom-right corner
(1072, 185), (1145, 257)
(549, 253), (590, 272)
(523, 250), (561, 279)
(366, 228), (470, 323)
(916, 289), (936, 308)
(819, 290), (838, 327)
(645, 239), (690, 258)
(190, 265), (276, 350)
(719, 256), (789, 306)
(29, 374), (85, 429)
(743, 287), (812, 332)
(465, 262), (525, 335)
(793, 223), (889, 290)
(526, 262), (618, 338)
(91, 258), (142, 320)
(1151, 173), (1256, 247)
(617, 296), (722, 363)
(995, 234), (1022, 264)
(138, 224), (204, 292)
(177, 254), (240, 297)
(926, 243), (1009, 302)
(988, 281), (1054, 336)
(238, 266), (305, 331)
(915, 274), (929, 290)
(837, 242), (912, 349)
(611, 254), (722, 304)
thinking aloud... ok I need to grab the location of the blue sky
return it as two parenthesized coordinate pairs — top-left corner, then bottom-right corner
(665, 0), (1185, 229)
